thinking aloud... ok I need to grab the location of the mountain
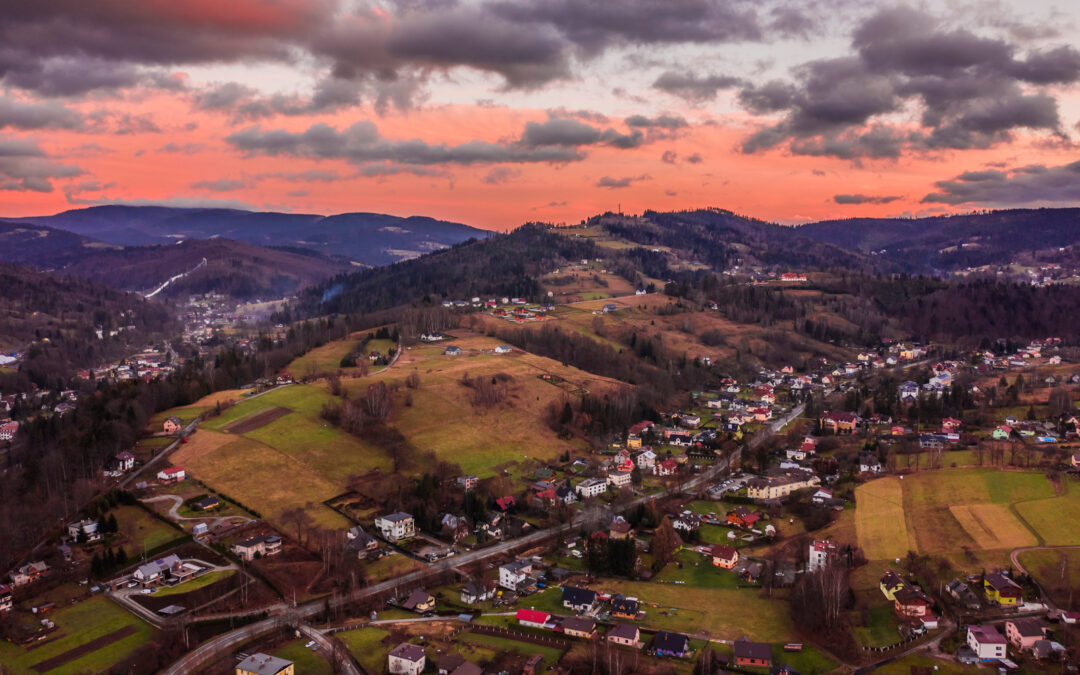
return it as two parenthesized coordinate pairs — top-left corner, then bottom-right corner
(0, 219), (121, 268)
(797, 208), (1080, 272)
(54, 238), (352, 300)
(14, 205), (491, 267)
(0, 263), (177, 388)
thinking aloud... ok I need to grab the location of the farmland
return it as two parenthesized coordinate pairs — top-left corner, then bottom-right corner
(0, 596), (154, 675)
(114, 505), (185, 556)
(854, 469), (1059, 561)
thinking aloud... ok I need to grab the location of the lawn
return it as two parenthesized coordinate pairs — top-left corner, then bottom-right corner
(456, 633), (564, 669)
(0, 595), (154, 675)
(273, 639), (334, 674)
(654, 550), (743, 589)
(1015, 478), (1080, 546)
(769, 643), (839, 674)
(114, 505), (185, 556)
(595, 580), (792, 641)
(201, 384), (328, 431)
(366, 553), (422, 582)
(337, 627), (391, 673)
(853, 603), (901, 648)
(153, 570), (234, 597)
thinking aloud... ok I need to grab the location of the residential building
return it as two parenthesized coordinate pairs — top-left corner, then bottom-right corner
(858, 452), (882, 473)
(984, 572), (1022, 606)
(652, 631), (691, 657)
(819, 411), (860, 434)
(157, 466), (186, 483)
(163, 416), (183, 434)
(460, 579), (495, 605)
(0, 584), (12, 613)
(879, 571), (907, 601)
(733, 637), (772, 668)
(401, 589), (435, 613)
(967, 625), (1007, 661)
(727, 506), (761, 528)
(1005, 618), (1047, 652)
(499, 560), (532, 591)
(807, 540), (838, 572)
(113, 451), (135, 471)
(607, 623), (642, 648)
(375, 512), (416, 541)
(575, 477), (607, 499)
(231, 534), (283, 561)
(516, 608), (551, 628)
(610, 594), (640, 620)
(711, 545), (739, 569)
(388, 643), (426, 675)
(562, 617), (597, 639)
(236, 653), (294, 675)
(133, 554), (183, 586)
(607, 470), (632, 489)
(894, 588), (934, 619)
(10, 561), (47, 586)
(945, 579), (981, 610)
(455, 475), (478, 490)
(746, 468), (820, 501)
(562, 586), (598, 612)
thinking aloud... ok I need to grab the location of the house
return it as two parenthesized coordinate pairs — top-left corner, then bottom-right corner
(1005, 618), (1047, 652)
(516, 608), (551, 628)
(654, 458), (678, 476)
(993, 425), (1012, 440)
(858, 452), (882, 473)
(499, 560), (532, 591)
(0, 584), (13, 613)
(652, 631), (691, 657)
(562, 616), (597, 639)
(157, 466), (186, 483)
(610, 594), (640, 619)
(444, 346), (463, 356)
(460, 579), (496, 605)
(133, 554), (183, 586)
(522, 654), (544, 675)
(967, 624), (1007, 661)
(438, 655), (482, 675)
(894, 588), (934, 618)
(984, 572), (1022, 606)
(879, 571), (907, 601)
(746, 468), (820, 501)
(945, 579), (981, 610)
(455, 475), (479, 490)
(494, 344), (513, 354)
(231, 534), (283, 561)
(375, 512), (416, 541)
(346, 526), (379, 556)
(733, 637), (772, 668)
(440, 514), (470, 542)
(401, 589), (435, 613)
(555, 484), (577, 505)
(195, 495), (220, 511)
(819, 411), (860, 434)
(10, 561), (47, 587)
(192, 523), (209, 536)
(388, 643), (426, 675)
(113, 451), (135, 471)
(607, 623), (642, 648)
(163, 416), (183, 434)
(236, 653), (294, 675)
(607, 470), (632, 489)
(807, 540), (837, 572)
(67, 518), (101, 542)
(728, 506), (761, 528)
(562, 586), (598, 612)
(899, 381), (920, 403)
(711, 545), (739, 569)
(495, 495), (516, 511)
(576, 477), (607, 499)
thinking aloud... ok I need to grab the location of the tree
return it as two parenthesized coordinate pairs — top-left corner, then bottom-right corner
(1049, 387), (1073, 418)
(651, 516), (681, 566)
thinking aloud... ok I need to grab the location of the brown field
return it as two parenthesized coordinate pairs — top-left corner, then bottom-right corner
(223, 406), (293, 434)
(30, 626), (137, 673)
(171, 429), (236, 465)
(187, 389), (248, 407)
(949, 504), (1037, 550)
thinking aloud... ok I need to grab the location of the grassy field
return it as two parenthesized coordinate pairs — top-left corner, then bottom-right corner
(337, 627), (391, 673)
(456, 633), (564, 669)
(1015, 478), (1080, 546)
(855, 469), (1058, 561)
(595, 580), (792, 641)
(1018, 548), (1080, 606)
(147, 405), (211, 432)
(114, 505), (185, 556)
(288, 337), (362, 376)
(654, 550), (743, 588)
(153, 570), (234, 597)
(0, 596), (154, 675)
(273, 639), (334, 674)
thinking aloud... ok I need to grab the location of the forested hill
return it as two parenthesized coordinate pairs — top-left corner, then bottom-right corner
(297, 224), (598, 316)
(797, 208), (1080, 272)
(14, 205), (491, 267)
(0, 219), (117, 268)
(0, 264), (177, 389)
(55, 238), (351, 300)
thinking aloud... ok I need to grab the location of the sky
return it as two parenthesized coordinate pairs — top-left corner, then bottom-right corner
(2, 0), (1080, 230)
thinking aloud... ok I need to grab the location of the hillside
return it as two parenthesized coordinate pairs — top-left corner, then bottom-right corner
(54, 238), (351, 300)
(14, 205), (491, 267)
(0, 263), (177, 387)
(0, 220), (120, 268)
(797, 208), (1080, 272)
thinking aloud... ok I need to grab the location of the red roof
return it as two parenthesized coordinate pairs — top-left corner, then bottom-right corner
(516, 609), (550, 624)
(162, 466), (184, 475)
(496, 496), (516, 510)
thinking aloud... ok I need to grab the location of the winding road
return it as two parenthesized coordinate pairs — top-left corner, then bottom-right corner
(141, 494), (254, 530)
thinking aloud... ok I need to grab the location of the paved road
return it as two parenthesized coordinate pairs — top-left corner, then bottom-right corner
(108, 557), (239, 628)
(161, 403), (805, 674)
(141, 494), (254, 530)
(298, 623), (363, 675)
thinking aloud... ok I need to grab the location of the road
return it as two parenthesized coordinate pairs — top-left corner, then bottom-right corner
(161, 402), (805, 674)
(141, 494), (254, 530)
(108, 557), (239, 628)
(297, 623), (363, 675)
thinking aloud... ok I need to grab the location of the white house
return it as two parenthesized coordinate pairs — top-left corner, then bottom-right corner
(375, 513), (416, 541)
(807, 540), (838, 572)
(607, 470), (632, 489)
(113, 451), (135, 472)
(157, 466), (185, 482)
(967, 625), (1007, 661)
(494, 345), (513, 354)
(133, 554), (182, 586)
(499, 559), (532, 591)
(388, 643), (426, 675)
(576, 478), (608, 499)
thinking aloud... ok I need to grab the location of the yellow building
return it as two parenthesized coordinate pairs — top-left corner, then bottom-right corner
(237, 654), (294, 675)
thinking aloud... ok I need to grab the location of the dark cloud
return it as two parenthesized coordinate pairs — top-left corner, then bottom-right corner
(191, 178), (246, 192)
(520, 117), (644, 149)
(685, 152), (702, 163)
(595, 174), (651, 188)
(0, 96), (83, 131)
(652, 70), (743, 102)
(0, 136), (81, 192)
(157, 142), (204, 155)
(833, 193), (901, 204)
(625, 114), (688, 130)
(922, 160), (1080, 205)
(483, 167), (521, 184)
(738, 6), (1080, 158)
(661, 150), (677, 164)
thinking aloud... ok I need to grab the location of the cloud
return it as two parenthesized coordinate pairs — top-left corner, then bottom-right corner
(191, 178), (246, 192)
(0, 136), (81, 192)
(661, 150), (678, 164)
(738, 6), (1080, 158)
(596, 174), (651, 188)
(483, 167), (522, 184)
(652, 70), (743, 102)
(833, 193), (901, 205)
(520, 116), (644, 149)
(685, 152), (703, 163)
(0, 96), (83, 131)
(157, 142), (204, 155)
(260, 169), (341, 183)
(922, 160), (1080, 205)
